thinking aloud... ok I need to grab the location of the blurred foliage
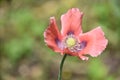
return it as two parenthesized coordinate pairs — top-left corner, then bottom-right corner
(88, 58), (108, 80)
(0, 0), (120, 80)
(5, 36), (34, 63)
(2, 8), (47, 64)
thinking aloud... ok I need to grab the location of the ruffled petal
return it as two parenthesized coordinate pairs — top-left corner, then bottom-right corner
(44, 17), (62, 53)
(61, 8), (83, 36)
(63, 48), (78, 56)
(78, 27), (108, 59)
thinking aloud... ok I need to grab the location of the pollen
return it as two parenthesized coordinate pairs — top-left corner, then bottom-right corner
(66, 37), (76, 47)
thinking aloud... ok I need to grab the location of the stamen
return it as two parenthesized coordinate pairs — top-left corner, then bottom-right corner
(64, 35), (87, 53)
(67, 31), (74, 35)
(68, 41), (87, 52)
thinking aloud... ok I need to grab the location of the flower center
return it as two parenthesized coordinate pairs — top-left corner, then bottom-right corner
(64, 35), (87, 53)
(66, 37), (76, 47)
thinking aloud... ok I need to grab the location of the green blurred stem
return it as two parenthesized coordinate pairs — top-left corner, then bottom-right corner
(58, 54), (67, 80)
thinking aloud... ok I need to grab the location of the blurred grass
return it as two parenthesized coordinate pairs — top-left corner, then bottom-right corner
(0, 0), (120, 80)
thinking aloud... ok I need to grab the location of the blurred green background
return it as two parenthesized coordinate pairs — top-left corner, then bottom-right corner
(0, 0), (120, 80)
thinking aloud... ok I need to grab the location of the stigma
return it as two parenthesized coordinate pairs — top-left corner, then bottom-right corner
(66, 37), (76, 47)
(64, 35), (87, 52)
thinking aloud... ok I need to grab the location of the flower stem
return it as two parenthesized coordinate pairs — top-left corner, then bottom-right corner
(58, 54), (67, 80)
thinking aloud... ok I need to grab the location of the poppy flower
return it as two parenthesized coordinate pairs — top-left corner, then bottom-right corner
(44, 8), (108, 60)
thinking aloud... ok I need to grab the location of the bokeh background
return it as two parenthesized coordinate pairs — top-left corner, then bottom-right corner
(0, 0), (120, 80)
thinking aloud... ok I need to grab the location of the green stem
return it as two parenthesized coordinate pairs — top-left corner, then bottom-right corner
(58, 54), (67, 80)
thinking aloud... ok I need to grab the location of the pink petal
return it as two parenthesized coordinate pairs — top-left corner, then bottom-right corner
(61, 8), (83, 37)
(78, 55), (89, 60)
(63, 48), (78, 56)
(78, 27), (108, 59)
(44, 17), (62, 53)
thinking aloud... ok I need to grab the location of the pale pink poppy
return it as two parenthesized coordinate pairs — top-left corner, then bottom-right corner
(44, 8), (108, 60)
